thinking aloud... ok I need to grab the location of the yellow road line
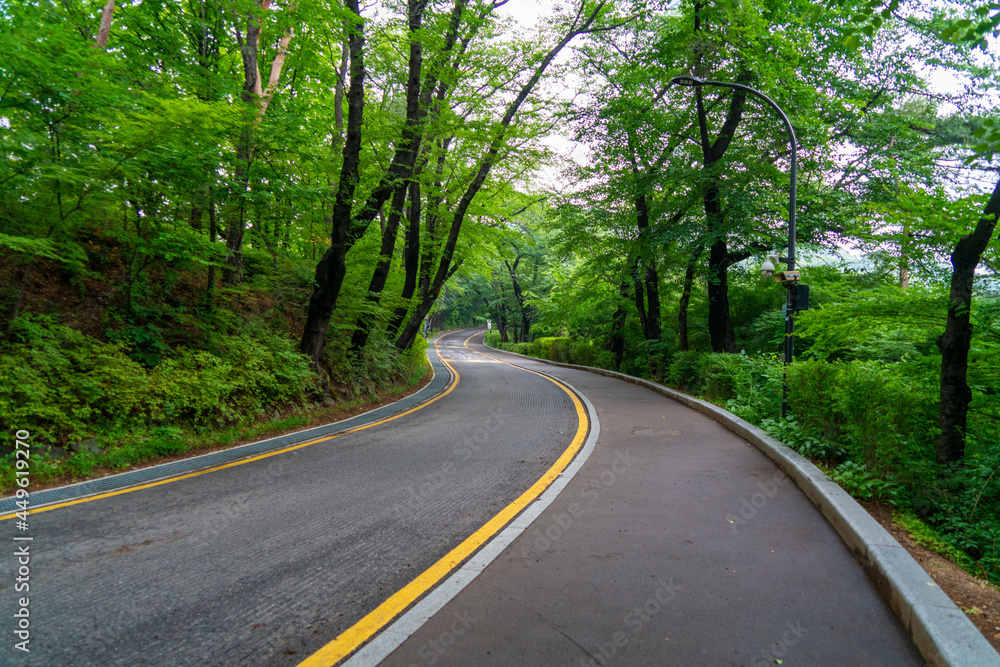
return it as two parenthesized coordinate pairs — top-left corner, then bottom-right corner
(439, 359), (496, 363)
(296, 331), (588, 667)
(0, 335), (461, 521)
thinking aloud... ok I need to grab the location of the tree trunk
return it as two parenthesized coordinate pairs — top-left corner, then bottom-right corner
(631, 210), (663, 377)
(222, 14), (261, 286)
(387, 180), (422, 339)
(300, 242), (351, 367)
(257, 20), (294, 119)
(632, 261), (648, 336)
(350, 2), (431, 351)
(899, 222), (911, 289)
(97, 0), (115, 49)
(605, 280), (629, 370)
(936, 176), (1000, 464)
(331, 32), (349, 152)
(205, 191), (217, 308)
(707, 237), (736, 353)
(221, 170), (247, 285)
(299, 0), (367, 370)
(4, 262), (34, 340)
(302, 0), (433, 364)
(223, 0), (295, 285)
(696, 81), (745, 353)
(634, 192), (662, 343)
(678, 246), (701, 351)
(350, 181), (409, 351)
(506, 255), (531, 344)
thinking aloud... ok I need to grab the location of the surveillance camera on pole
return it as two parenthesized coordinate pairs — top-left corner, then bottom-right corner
(760, 254), (779, 279)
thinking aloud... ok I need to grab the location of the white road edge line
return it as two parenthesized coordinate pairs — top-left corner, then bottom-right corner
(342, 379), (601, 667)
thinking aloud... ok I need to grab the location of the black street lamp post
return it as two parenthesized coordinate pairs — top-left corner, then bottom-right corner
(670, 75), (802, 418)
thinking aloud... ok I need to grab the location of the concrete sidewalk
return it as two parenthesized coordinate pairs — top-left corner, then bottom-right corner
(373, 342), (927, 666)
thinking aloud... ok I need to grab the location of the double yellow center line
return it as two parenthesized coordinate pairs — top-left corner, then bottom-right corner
(297, 332), (588, 666)
(0, 330), (589, 667)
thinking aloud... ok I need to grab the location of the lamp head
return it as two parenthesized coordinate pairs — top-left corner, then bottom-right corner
(670, 75), (706, 87)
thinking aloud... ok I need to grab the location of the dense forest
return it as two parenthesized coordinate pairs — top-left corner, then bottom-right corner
(2, 0), (1000, 582)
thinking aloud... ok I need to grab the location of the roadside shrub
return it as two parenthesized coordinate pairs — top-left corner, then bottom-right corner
(536, 336), (572, 362)
(832, 362), (906, 470)
(0, 314), (315, 444)
(786, 359), (841, 439)
(760, 417), (847, 464)
(487, 332), (608, 369)
(787, 359), (935, 472)
(910, 452), (1000, 582)
(505, 342), (540, 357)
(665, 351), (708, 393)
(325, 331), (429, 399)
(0, 315), (149, 443)
(828, 461), (902, 505)
(703, 353), (783, 423)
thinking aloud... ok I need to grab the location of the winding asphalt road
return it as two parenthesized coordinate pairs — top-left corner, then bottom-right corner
(1, 330), (584, 666)
(1, 328), (930, 665)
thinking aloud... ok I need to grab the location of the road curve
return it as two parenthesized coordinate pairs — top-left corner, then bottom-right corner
(1, 329), (589, 666)
(377, 333), (925, 666)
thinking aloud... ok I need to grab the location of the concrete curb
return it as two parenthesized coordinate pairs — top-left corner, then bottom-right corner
(483, 341), (1000, 667)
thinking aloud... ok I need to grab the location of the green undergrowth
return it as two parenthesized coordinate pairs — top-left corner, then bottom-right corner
(485, 333), (607, 368)
(893, 511), (980, 574)
(483, 332), (1000, 585)
(0, 315), (430, 492)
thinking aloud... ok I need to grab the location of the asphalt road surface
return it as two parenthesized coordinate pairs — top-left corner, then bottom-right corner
(1, 330), (582, 666)
(1, 328), (926, 666)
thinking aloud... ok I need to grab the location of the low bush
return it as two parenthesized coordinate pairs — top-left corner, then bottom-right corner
(703, 352), (783, 423)
(665, 351), (708, 393)
(0, 315), (429, 491)
(488, 335), (604, 368)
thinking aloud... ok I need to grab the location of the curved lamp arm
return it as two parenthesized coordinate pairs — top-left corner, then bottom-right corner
(670, 76), (797, 271)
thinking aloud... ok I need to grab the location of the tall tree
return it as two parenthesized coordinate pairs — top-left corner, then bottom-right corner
(937, 179), (1000, 463)
(299, 0), (371, 368)
(695, 79), (746, 353)
(223, 0), (296, 285)
(393, 0), (621, 350)
(348, 0), (467, 352)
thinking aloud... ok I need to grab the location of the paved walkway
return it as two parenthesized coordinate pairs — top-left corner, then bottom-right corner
(377, 335), (923, 666)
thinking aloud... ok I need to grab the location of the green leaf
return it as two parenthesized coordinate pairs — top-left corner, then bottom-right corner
(0, 234), (60, 260)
